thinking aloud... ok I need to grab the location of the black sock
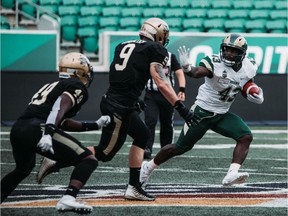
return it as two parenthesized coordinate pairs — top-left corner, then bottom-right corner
(65, 185), (79, 198)
(129, 167), (141, 186)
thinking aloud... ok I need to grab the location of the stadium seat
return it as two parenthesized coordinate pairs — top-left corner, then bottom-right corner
(105, 0), (125, 7)
(78, 27), (98, 52)
(142, 8), (164, 18)
(190, 0), (211, 9)
(211, 0), (231, 9)
(61, 15), (77, 26)
(39, 0), (60, 5)
(249, 10), (270, 20)
(125, 0), (147, 7)
(169, 0), (189, 8)
(253, 1), (274, 10)
(102, 7), (121, 17)
(182, 18), (204, 32)
(61, 15), (78, 42)
(0, 15), (11, 29)
(224, 19), (245, 33)
(270, 11), (287, 20)
(203, 19), (225, 31)
(1, 0), (15, 9)
(84, 0), (104, 6)
(274, 1), (288, 10)
(119, 17), (140, 30)
(62, 0), (83, 6)
(165, 17), (182, 32)
(80, 6), (102, 17)
(121, 7), (142, 17)
(266, 20), (287, 33)
(39, 5), (58, 15)
(99, 17), (119, 28)
(58, 6), (80, 16)
(228, 10), (249, 20)
(207, 9), (228, 19)
(164, 8), (185, 18)
(78, 16), (98, 28)
(186, 9), (206, 18)
(232, 1), (253, 9)
(245, 20), (266, 33)
(147, 0), (168, 7)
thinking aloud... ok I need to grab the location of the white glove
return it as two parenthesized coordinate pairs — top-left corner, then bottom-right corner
(96, 115), (111, 129)
(37, 134), (54, 154)
(247, 87), (264, 104)
(178, 46), (191, 72)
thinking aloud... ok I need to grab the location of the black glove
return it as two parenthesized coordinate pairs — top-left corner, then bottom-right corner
(174, 100), (200, 127)
(135, 100), (147, 112)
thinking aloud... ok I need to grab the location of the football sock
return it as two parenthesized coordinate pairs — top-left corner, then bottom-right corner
(146, 159), (158, 171)
(228, 163), (241, 173)
(129, 167), (141, 186)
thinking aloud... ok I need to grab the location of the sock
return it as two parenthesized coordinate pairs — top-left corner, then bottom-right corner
(228, 163), (241, 173)
(65, 185), (79, 198)
(129, 167), (141, 186)
(146, 159), (159, 171)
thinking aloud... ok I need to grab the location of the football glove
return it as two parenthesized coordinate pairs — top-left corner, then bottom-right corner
(178, 46), (191, 73)
(37, 134), (54, 154)
(174, 100), (200, 127)
(96, 115), (111, 129)
(247, 87), (264, 104)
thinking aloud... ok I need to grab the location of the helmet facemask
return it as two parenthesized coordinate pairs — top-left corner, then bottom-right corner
(139, 18), (170, 47)
(58, 53), (94, 87)
(220, 34), (247, 66)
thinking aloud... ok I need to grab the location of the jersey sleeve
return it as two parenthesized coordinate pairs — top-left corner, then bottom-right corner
(170, 53), (181, 71)
(199, 55), (214, 72)
(150, 43), (169, 66)
(63, 80), (88, 107)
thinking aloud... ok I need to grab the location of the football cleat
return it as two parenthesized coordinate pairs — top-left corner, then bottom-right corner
(37, 157), (59, 184)
(222, 172), (249, 186)
(139, 161), (153, 188)
(56, 195), (93, 213)
(124, 184), (155, 201)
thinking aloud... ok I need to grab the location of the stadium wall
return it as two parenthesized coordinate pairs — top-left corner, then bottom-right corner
(1, 72), (287, 126)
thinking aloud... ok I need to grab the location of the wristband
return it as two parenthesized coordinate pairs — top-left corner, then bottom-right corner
(179, 87), (185, 93)
(82, 122), (99, 131)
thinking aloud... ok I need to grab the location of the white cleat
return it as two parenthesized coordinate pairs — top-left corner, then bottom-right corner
(222, 172), (249, 186)
(124, 184), (155, 201)
(139, 161), (153, 188)
(37, 157), (58, 184)
(56, 195), (93, 213)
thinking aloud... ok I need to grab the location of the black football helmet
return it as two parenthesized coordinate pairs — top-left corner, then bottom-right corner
(220, 34), (247, 66)
(58, 52), (94, 87)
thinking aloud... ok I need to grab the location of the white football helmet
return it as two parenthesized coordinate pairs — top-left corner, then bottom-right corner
(139, 17), (170, 47)
(58, 52), (94, 87)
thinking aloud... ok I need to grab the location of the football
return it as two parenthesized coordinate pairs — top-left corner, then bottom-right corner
(241, 82), (260, 97)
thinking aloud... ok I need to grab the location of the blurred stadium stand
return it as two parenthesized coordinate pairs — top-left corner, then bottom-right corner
(1, 0), (287, 59)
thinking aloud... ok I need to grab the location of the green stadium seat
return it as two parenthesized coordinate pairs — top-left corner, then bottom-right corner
(228, 10), (249, 20)
(78, 26), (98, 37)
(203, 19), (225, 31)
(99, 17), (119, 28)
(105, 0), (125, 7)
(245, 20), (266, 33)
(21, 4), (36, 18)
(142, 8), (164, 17)
(274, 1), (288, 10)
(61, 15), (78, 26)
(147, 0), (168, 7)
(58, 6), (80, 16)
(266, 20), (287, 33)
(253, 1), (274, 9)
(270, 11), (287, 20)
(1, 0), (15, 9)
(102, 7), (121, 17)
(62, 25), (78, 41)
(80, 6), (102, 17)
(0, 15), (11, 29)
(211, 0), (231, 9)
(84, 0), (104, 6)
(39, 5), (58, 15)
(78, 16), (98, 28)
(232, 1), (253, 9)
(62, 0), (83, 6)
(121, 7), (142, 17)
(190, 0), (211, 9)
(39, 0), (60, 5)
(164, 8), (185, 18)
(125, 0), (147, 7)
(78, 27), (98, 52)
(249, 10), (270, 20)
(207, 28), (225, 33)
(224, 19), (245, 33)
(169, 0), (189, 8)
(182, 18), (204, 32)
(165, 17), (182, 32)
(207, 9), (228, 19)
(119, 17), (140, 30)
(186, 9), (206, 18)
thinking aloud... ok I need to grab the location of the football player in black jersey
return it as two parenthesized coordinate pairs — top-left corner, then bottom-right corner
(86, 18), (199, 201)
(0, 53), (110, 213)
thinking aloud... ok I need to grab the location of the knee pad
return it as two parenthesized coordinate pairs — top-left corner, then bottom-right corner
(132, 127), (149, 150)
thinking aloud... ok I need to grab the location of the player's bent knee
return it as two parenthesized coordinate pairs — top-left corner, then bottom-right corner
(239, 134), (253, 144)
